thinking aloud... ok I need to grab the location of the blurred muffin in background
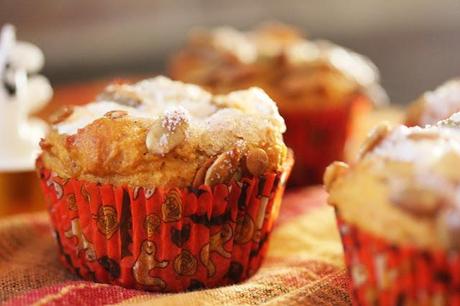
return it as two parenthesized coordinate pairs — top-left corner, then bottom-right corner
(169, 22), (387, 187)
(406, 78), (460, 126)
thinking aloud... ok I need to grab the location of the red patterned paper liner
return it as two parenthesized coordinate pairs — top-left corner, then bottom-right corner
(283, 94), (371, 187)
(36, 157), (292, 292)
(335, 210), (460, 306)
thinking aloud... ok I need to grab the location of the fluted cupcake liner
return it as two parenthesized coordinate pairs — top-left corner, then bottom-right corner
(335, 210), (460, 306)
(36, 157), (292, 292)
(283, 94), (370, 187)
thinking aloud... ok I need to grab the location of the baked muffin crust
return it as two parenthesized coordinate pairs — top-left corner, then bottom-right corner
(325, 116), (460, 250)
(40, 77), (289, 188)
(169, 22), (388, 110)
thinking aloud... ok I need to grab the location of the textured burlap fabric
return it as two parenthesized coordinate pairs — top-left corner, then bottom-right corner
(0, 187), (351, 305)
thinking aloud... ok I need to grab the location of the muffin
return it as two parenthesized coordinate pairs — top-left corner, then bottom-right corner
(324, 117), (460, 305)
(169, 22), (387, 186)
(37, 76), (293, 292)
(406, 78), (460, 126)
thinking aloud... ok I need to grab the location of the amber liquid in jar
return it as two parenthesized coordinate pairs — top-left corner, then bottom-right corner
(0, 171), (45, 217)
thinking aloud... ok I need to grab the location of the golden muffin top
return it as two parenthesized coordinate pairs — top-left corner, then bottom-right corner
(40, 76), (289, 188)
(325, 116), (460, 250)
(169, 22), (387, 109)
(406, 79), (460, 126)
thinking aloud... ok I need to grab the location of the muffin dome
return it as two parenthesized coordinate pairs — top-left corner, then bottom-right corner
(325, 115), (460, 250)
(169, 22), (387, 110)
(40, 76), (288, 188)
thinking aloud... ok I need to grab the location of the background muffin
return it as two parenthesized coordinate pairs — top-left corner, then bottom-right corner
(169, 22), (387, 186)
(406, 78), (460, 126)
(325, 117), (460, 305)
(38, 76), (293, 292)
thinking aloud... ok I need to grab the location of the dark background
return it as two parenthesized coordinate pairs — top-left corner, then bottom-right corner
(2, 0), (460, 104)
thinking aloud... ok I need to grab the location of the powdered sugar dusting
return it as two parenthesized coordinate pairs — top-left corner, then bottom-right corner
(211, 27), (257, 64)
(162, 106), (190, 132)
(213, 87), (286, 133)
(370, 125), (460, 164)
(420, 79), (460, 125)
(56, 101), (148, 135)
(438, 111), (460, 128)
(206, 25), (387, 105)
(366, 123), (460, 212)
(53, 76), (285, 157)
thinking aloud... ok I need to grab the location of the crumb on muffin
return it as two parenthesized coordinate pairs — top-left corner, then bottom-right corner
(325, 115), (460, 250)
(40, 76), (289, 188)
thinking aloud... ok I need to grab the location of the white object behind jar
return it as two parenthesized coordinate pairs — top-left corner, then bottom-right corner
(0, 24), (52, 172)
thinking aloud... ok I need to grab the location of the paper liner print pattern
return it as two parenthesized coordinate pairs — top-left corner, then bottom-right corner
(283, 94), (370, 187)
(37, 158), (292, 292)
(336, 212), (460, 306)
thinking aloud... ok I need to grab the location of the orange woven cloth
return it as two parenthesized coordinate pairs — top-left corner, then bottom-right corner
(0, 187), (351, 305)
